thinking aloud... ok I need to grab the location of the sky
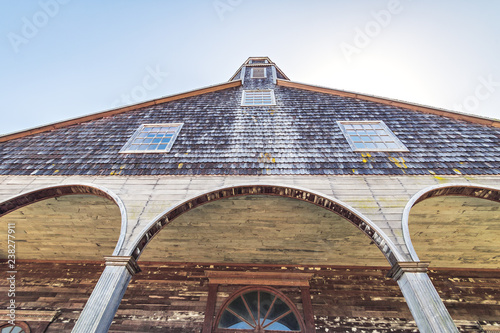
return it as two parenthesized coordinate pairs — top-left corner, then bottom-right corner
(1, 0), (499, 135)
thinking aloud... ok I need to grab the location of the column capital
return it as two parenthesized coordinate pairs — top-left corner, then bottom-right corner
(387, 261), (430, 281)
(104, 256), (141, 275)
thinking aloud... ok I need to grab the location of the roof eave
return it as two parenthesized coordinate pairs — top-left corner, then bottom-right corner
(276, 79), (500, 127)
(0, 80), (242, 143)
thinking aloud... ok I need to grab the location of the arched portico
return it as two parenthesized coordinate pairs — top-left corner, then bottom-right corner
(73, 183), (459, 333)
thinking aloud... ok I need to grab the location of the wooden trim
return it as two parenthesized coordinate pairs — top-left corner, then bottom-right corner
(0, 80), (242, 143)
(300, 287), (316, 333)
(104, 256), (141, 275)
(276, 79), (500, 127)
(202, 284), (219, 333)
(387, 261), (430, 281)
(205, 271), (313, 287)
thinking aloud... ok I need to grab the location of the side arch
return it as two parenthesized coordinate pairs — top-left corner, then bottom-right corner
(127, 183), (404, 265)
(0, 183), (128, 255)
(402, 183), (500, 261)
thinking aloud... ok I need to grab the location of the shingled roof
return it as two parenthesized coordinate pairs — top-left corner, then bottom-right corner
(0, 57), (499, 176)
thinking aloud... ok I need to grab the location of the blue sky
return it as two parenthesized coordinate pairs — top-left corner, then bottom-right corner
(1, 0), (499, 135)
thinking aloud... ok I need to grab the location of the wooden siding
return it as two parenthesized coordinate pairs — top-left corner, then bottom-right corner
(0, 261), (498, 332)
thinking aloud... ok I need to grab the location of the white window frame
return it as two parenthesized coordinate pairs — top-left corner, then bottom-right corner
(119, 123), (183, 153)
(241, 90), (276, 106)
(337, 121), (409, 152)
(251, 67), (267, 78)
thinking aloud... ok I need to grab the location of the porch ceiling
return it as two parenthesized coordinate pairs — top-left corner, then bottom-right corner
(140, 195), (389, 266)
(0, 195), (121, 260)
(409, 196), (500, 269)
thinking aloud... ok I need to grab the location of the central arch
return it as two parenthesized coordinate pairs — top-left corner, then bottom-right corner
(128, 184), (403, 265)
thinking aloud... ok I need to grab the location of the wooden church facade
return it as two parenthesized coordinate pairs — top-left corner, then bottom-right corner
(0, 57), (499, 332)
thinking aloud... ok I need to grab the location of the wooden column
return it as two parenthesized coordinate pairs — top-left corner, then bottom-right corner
(388, 262), (458, 333)
(71, 256), (140, 333)
(202, 284), (219, 333)
(300, 287), (316, 333)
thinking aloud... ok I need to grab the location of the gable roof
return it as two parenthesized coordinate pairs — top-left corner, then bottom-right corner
(0, 81), (499, 177)
(1, 58), (499, 144)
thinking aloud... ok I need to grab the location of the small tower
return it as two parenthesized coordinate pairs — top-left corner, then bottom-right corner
(229, 57), (289, 89)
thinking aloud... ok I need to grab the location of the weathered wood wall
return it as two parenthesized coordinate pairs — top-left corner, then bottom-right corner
(1, 261), (499, 332)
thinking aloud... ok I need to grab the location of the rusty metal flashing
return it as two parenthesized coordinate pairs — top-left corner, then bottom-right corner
(0, 80), (242, 143)
(413, 185), (500, 205)
(276, 79), (500, 128)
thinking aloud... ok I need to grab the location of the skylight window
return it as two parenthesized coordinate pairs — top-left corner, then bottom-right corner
(338, 121), (408, 152)
(242, 90), (276, 106)
(251, 67), (266, 78)
(119, 123), (183, 153)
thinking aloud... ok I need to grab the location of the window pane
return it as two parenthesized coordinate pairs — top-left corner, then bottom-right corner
(386, 142), (399, 148)
(228, 296), (254, 324)
(259, 292), (276, 324)
(365, 142), (376, 149)
(275, 312), (301, 330)
(354, 142), (365, 149)
(243, 291), (259, 322)
(219, 310), (248, 328)
(265, 296), (290, 323)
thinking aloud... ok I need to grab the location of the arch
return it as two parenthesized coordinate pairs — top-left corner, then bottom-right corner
(128, 183), (404, 264)
(402, 183), (500, 261)
(0, 183), (128, 255)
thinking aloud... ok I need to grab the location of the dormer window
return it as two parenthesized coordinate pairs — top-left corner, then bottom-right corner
(251, 68), (266, 78)
(241, 90), (276, 106)
(338, 121), (408, 152)
(119, 123), (183, 153)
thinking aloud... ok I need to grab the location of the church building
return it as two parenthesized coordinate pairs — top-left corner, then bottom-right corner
(1, 57), (499, 332)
